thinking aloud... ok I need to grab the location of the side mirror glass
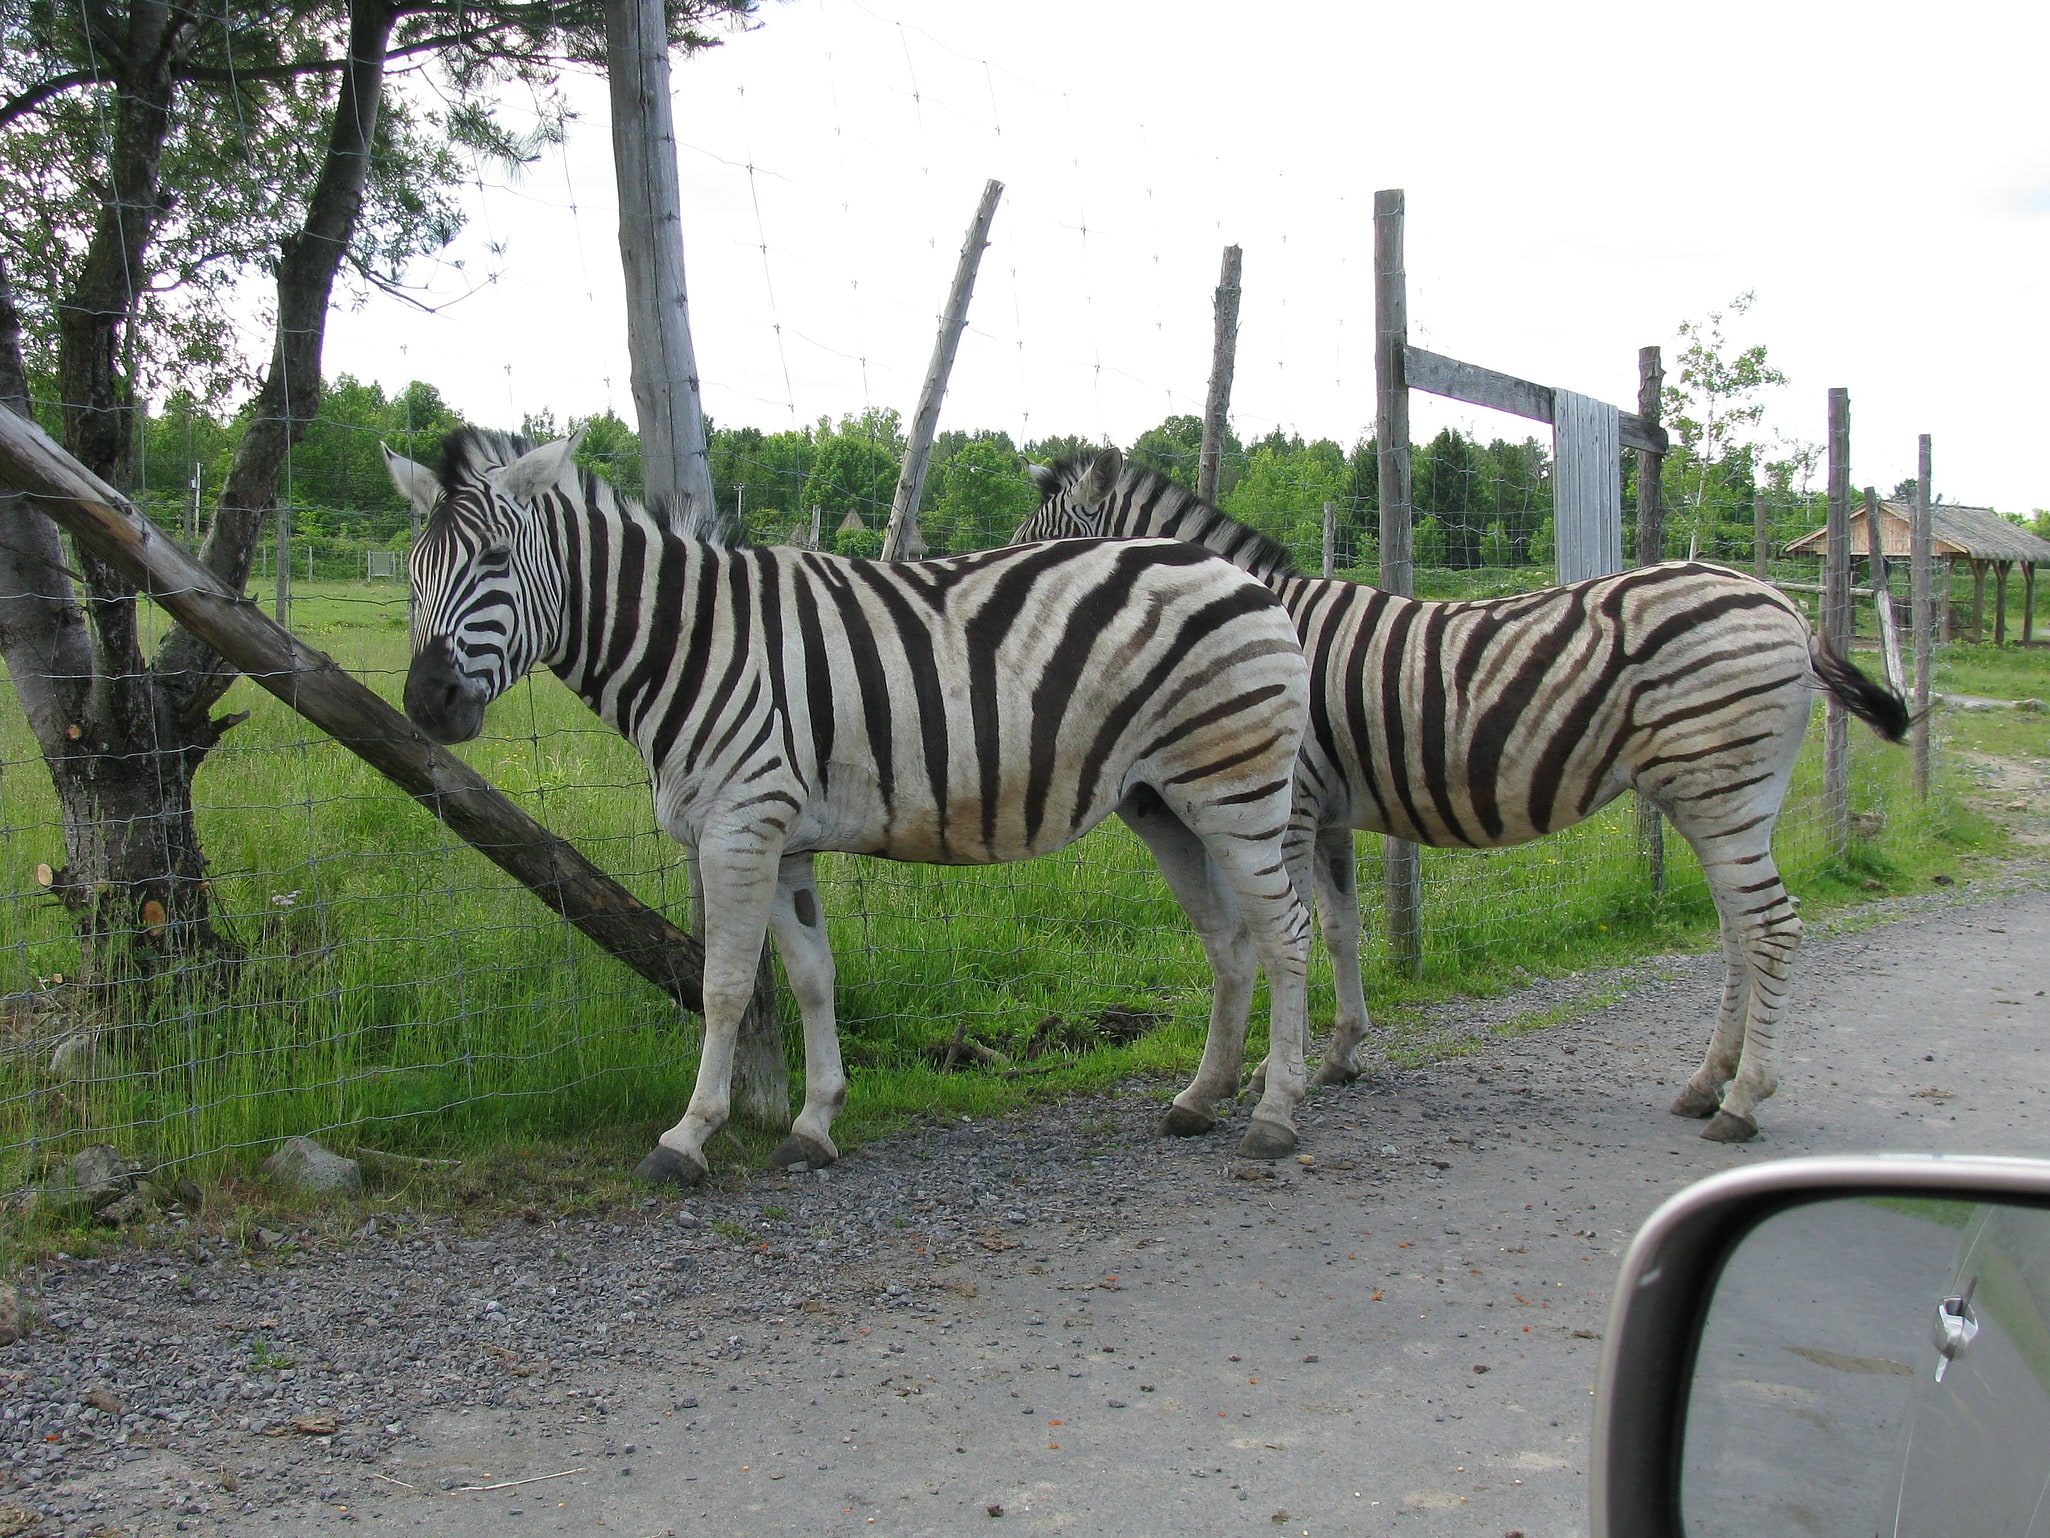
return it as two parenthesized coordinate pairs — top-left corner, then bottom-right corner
(1681, 1195), (2050, 1537)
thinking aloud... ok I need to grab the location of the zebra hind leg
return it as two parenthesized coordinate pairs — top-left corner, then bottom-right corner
(1671, 917), (1752, 1120)
(1679, 832), (1802, 1143)
(765, 854), (844, 1172)
(1116, 790), (1257, 1140)
(1310, 826), (1371, 1087)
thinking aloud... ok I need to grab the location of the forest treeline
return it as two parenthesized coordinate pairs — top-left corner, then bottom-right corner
(72, 375), (1872, 578)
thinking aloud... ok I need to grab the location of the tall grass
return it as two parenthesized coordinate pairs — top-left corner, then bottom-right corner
(0, 578), (1981, 1185)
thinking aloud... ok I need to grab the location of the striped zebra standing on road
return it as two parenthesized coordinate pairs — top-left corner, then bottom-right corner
(1015, 450), (1910, 1143)
(385, 429), (1317, 1184)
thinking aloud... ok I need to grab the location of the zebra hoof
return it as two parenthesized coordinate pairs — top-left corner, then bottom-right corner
(1670, 1084), (1721, 1119)
(1700, 1109), (1760, 1144)
(1312, 1059), (1361, 1088)
(1158, 1105), (1216, 1139)
(1238, 1119), (1297, 1161)
(768, 1135), (835, 1172)
(634, 1144), (708, 1187)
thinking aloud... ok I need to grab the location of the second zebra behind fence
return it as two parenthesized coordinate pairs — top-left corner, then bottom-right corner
(1017, 450), (1911, 1143)
(389, 428), (1321, 1181)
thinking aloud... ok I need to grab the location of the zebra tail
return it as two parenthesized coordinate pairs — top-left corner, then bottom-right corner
(1810, 638), (1911, 743)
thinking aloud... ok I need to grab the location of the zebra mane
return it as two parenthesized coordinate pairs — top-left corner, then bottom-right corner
(436, 426), (747, 548)
(1046, 454), (1300, 581)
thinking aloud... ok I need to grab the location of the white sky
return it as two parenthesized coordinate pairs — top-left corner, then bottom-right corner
(324, 0), (2050, 510)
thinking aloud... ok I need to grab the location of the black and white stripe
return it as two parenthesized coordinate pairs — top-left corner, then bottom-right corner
(1017, 450), (1910, 1141)
(387, 430), (1317, 1180)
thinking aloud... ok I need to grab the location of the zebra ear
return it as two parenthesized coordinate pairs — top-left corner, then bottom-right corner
(382, 443), (440, 520)
(1026, 462), (1061, 499)
(493, 429), (586, 504)
(1085, 446), (1123, 502)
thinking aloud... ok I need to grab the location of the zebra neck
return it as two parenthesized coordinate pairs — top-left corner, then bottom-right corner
(1121, 485), (1294, 585)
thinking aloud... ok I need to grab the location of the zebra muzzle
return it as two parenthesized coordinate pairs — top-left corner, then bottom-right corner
(404, 640), (488, 744)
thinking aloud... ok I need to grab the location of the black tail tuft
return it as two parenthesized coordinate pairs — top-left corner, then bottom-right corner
(1812, 641), (1910, 743)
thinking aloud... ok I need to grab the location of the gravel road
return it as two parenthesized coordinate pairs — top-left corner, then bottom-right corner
(5, 877), (2047, 1538)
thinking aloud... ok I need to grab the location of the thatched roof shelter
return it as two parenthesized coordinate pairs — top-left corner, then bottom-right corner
(1785, 500), (2050, 645)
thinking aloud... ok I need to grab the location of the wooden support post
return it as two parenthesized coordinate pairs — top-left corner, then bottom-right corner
(883, 179), (1003, 563)
(1822, 388), (1851, 862)
(1866, 486), (1904, 696)
(1911, 435), (1932, 800)
(605, 0), (717, 532)
(1374, 190), (1422, 977)
(607, 0), (781, 1119)
(0, 406), (711, 1017)
(1196, 245), (1243, 507)
(2025, 562), (2037, 646)
(274, 504), (291, 629)
(1321, 500), (1336, 578)
(1942, 555), (1956, 642)
(1753, 485), (1769, 579)
(1633, 345), (1666, 891)
(1971, 560), (1986, 643)
(1995, 561), (2010, 648)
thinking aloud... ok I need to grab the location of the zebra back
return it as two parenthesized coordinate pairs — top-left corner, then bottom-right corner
(1021, 450), (1299, 585)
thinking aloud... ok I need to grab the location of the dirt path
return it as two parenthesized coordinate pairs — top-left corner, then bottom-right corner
(9, 879), (2049, 1538)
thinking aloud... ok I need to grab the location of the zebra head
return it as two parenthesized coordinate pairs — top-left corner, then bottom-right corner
(1013, 448), (1126, 544)
(384, 429), (579, 745)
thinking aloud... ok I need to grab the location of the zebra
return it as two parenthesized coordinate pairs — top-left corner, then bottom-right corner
(384, 428), (1318, 1184)
(1015, 449), (1910, 1143)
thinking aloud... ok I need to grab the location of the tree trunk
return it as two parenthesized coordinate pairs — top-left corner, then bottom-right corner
(0, 0), (397, 987)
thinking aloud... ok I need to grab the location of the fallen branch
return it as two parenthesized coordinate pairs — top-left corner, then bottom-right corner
(454, 1468), (586, 1493)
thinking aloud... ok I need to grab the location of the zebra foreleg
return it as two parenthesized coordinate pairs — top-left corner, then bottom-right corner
(765, 855), (844, 1172)
(1311, 826), (1372, 1087)
(637, 843), (783, 1186)
(1116, 791), (1257, 1139)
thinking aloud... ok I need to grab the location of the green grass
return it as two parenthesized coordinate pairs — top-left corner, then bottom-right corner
(0, 578), (2015, 1204)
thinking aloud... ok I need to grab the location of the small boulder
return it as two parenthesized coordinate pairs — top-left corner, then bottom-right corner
(261, 1137), (362, 1197)
(35, 1144), (133, 1215)
(0, 1281), (24, 1346)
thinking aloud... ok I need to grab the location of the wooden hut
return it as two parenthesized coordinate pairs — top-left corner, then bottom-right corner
(1785, 501), (2050, 646)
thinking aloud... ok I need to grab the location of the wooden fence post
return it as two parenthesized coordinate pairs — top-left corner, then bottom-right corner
(1321, 500), (1336, 578)
(1197, 245), (1243, 506)
(1374, 189), (1422, 978)
(274, 504), (291, 629)
(1633, 345), (1666, 891)
(1822, 389), (1851, 861)
(883, 179), (1003, 562)
(605, 0), (718, 532)
(1866, 486), (1905, 696)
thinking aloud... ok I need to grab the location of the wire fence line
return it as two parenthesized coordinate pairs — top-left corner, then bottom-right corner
(0, 3), (1986, 1186)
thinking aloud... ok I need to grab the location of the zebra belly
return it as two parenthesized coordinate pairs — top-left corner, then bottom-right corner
(786, 758), (1111, 866)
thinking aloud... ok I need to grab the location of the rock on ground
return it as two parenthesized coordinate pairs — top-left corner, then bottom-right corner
(260, 1137), (362, 1197)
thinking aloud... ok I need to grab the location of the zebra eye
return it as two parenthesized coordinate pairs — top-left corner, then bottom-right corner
(479, 543), (512, 566)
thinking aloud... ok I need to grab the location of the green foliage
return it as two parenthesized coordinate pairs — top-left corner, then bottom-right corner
(1130, 413), (1239, 493)
(925, 433), (1033, 553)
(1218, 434), (1347, 556)
(1412, 514), (1446, 569)
(1480, 521), (1512, 568)
(801, 411), (902, 525)
(834, 526), (884, 559)
(570, 410), (645, 503)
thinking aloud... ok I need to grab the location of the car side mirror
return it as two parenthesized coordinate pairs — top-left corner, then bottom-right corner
(1591, 1155), (2050, 1538)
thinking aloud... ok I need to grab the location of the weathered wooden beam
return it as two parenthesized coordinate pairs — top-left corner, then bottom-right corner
(0, 405), (708, 1013)
(1374, 189), (1421, 978)
(1196, 245), (1244, 507)
(1633, 345), (1665, 891)
(1403, 345), (1669, 454)
(1912, 434), (1933, 799)
(1822, 388), (1851, 859)
(883, 178), (1003, 563)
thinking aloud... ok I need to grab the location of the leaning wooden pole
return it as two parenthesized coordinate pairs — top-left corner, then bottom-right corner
(1633, 344), (1666, 893)
(1373, 191), (1422, 978)
(883, 178), (1003, 563)
(1910, 434), (1932, 801)
(1196, 245), (1243, 506)
(605, 0), (717, 531)
(0, 408), (709, 1012)
(1822, 388), (1852, 861)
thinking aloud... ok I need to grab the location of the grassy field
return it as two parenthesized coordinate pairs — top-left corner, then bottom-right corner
(0, 576), (2022, 1195)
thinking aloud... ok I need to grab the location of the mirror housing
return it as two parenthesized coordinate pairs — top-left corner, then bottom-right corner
(1591, 1153), (2050, 1538)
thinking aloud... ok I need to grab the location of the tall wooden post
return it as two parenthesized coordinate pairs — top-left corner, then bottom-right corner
(1752, 487), (1769, 579)
(274, 504), (291, 629)
(1822, 389), (1851, 861)
(1196, 245), (1243, 506)
(883, 179), (1003, 562)
(605, 0), (717, 531)
(1633, 345), (1666, 891)
(1374, 190), (1422, 977)
(606, 0), (781, 1122)
(1866, 486), (1904, 696)
(1321, 500), (1336, 578)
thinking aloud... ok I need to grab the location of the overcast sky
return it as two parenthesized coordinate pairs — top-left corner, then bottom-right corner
(324, 0), (2050, 510)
